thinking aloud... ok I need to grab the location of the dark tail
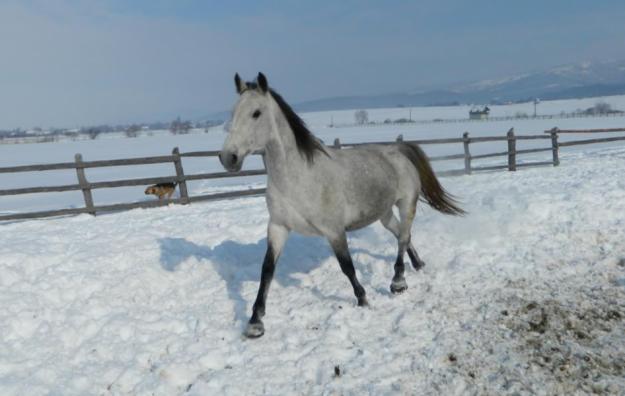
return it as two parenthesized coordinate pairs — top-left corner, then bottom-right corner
(397, 143), (466, 216)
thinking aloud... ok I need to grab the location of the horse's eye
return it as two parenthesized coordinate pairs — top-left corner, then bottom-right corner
(252, 110), (261, 119)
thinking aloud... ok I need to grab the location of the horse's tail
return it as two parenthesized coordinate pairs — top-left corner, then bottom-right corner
(397, 143), (466, 216)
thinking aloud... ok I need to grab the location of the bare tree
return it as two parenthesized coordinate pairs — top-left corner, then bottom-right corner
(170, 117), (192, 134)
(179, 120), (192, 134)
(354, 110), (369, 125)
(86, 128), (101, 140)
(125, 124), (140, 138)
(594, 102), (612, 114)
(170, 117), (181, 135)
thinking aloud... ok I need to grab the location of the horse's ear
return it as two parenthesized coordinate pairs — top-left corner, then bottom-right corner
(257, 72), (268, 93)
(234, 73), (246, 94)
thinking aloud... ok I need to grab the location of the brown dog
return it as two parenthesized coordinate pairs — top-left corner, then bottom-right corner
(144, 182), (177, 200)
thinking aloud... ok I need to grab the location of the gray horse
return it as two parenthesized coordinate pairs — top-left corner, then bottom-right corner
(219, 73), (464, 338)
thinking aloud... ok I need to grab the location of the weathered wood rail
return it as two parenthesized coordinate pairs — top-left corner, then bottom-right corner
(1, 127), (623, 222)
(546, 127), (625, 147)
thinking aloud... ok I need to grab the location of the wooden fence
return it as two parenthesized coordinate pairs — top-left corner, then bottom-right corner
(1, 127), (624, 222)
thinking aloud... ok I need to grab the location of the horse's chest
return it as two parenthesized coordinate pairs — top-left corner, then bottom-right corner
(266, 187), (325, 236)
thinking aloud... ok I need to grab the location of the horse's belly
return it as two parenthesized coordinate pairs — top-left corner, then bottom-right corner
(345, 214), (379, 231)
(344, 199), (393, 231)
(343, 176), (396, 229)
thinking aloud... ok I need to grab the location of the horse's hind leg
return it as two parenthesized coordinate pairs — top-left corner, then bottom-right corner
(328, 233), (368, 307)
(386, 199), (418, 294)
(380, 209), (425, 271)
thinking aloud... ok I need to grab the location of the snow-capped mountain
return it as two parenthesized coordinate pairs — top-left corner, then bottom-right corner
(294, 60), (625, 112)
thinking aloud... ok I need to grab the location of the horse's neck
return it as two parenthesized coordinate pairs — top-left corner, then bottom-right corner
(263, 108), (308, 192)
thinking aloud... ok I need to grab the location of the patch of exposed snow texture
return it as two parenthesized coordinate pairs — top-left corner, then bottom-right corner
(1, 147), (625, 395)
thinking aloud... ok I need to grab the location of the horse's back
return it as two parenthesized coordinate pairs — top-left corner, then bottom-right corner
(329, 144), (419, 193)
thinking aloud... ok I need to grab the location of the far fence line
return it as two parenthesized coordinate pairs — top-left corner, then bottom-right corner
(1, 127), (624, 222)
(331, 111), (625, 128)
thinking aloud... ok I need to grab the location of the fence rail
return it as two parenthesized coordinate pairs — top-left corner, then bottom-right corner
(1, 126), (624, 222)
(551, 128), (625, 134)
(544, 127), (625, 148)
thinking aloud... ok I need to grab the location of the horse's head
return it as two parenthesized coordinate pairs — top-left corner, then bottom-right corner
(219, 72), (273, 172)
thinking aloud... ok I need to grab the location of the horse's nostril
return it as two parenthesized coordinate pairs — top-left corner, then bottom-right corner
(219, 151), (240, 170)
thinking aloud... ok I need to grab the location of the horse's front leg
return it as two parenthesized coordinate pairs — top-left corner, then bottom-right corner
(328, 233), (369, 307)
(245, 222), (288, 338)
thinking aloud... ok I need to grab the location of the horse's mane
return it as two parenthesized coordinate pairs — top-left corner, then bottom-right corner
(241, 80), (326, 162)
(268, 89), (327, 163)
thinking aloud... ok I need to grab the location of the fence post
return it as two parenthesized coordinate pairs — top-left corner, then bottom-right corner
(333, 138), (341, 149)
(172, 147), (189, 204)
(549, 127), (560, 166)
(74, 153), (95, 215)
(396, 134), (403, 142)
(507, 128), (516, 171)
(462, 132), (471, 175)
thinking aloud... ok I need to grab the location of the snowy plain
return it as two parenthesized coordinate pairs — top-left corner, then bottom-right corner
(1, 96), (625, 395)
(1, 145), (624, 395)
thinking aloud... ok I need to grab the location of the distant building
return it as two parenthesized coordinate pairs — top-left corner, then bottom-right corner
(469, 106), (490, 120)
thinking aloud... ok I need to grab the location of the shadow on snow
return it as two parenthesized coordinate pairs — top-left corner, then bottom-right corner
(157, 229), (397, 327)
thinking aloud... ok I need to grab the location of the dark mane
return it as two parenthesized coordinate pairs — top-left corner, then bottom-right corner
(269, 89), (327, 162)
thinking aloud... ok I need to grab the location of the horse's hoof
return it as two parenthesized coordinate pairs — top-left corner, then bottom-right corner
(390, 279), (408, 294)
(407, 249), (426, 271)
(357, 297), (369, 307)
(412, 259), (425, 271)
(244, 321), (265, 338)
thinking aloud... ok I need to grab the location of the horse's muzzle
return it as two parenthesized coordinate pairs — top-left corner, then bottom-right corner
(219, 150), (242, 172)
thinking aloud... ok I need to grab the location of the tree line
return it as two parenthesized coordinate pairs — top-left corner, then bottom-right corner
(0, 118), (223, 141)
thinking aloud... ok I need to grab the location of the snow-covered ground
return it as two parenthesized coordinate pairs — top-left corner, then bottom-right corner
(1, 145), (624, 395)
(302, 93), (625, 126)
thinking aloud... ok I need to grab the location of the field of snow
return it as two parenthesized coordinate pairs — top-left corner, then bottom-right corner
(303, 94), (625, 126)
(1, 94), (625, 216)
(1, 142), (625, 394)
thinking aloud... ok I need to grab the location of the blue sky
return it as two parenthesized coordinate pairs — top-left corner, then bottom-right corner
(1, 0), (624, 128)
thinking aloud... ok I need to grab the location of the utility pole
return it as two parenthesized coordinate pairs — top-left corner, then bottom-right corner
(533, 98), (540, 118)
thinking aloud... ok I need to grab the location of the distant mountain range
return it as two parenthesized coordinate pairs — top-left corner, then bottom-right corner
(292, 60), (625, 112)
